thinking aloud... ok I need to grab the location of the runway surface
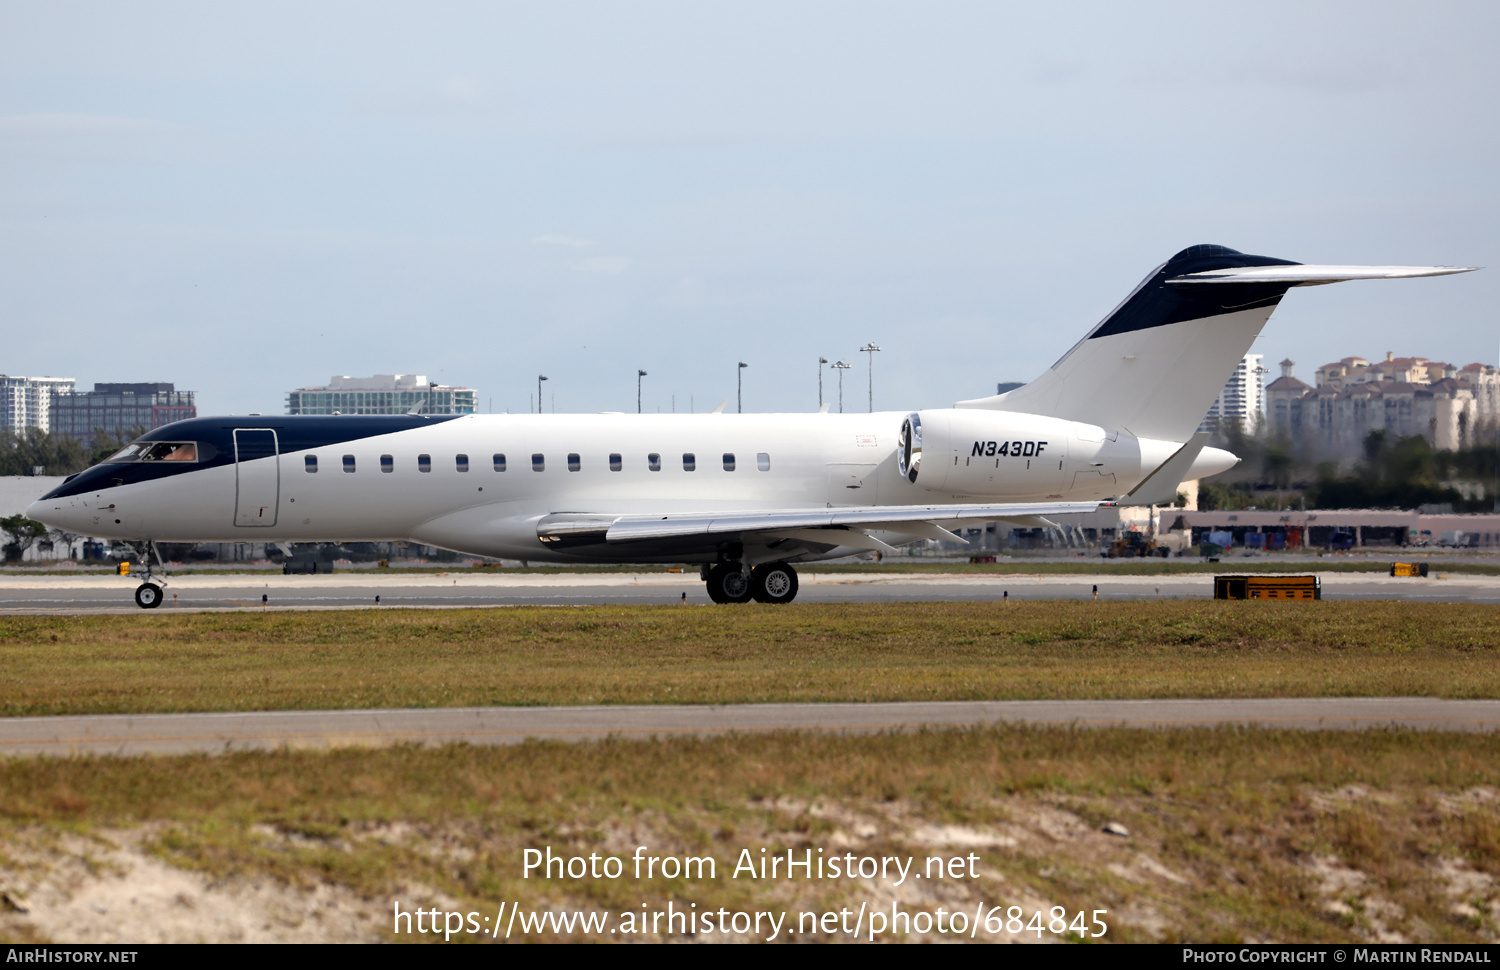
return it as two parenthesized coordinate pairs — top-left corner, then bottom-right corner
(2, 698), (1496, 756)
(3, 568), (1499, 612)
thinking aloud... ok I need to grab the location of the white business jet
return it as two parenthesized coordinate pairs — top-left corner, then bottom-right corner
(28, 245), (1474, 608)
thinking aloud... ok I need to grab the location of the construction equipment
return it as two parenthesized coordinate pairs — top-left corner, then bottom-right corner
(1104, 532), (1168, 559)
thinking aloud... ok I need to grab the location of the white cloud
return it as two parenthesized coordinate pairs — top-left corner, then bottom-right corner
(531, 234), (597, 248)
(572, 256), (632, 275)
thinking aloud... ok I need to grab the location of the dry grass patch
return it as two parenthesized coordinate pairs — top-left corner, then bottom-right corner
(0, 727), (1497, 942)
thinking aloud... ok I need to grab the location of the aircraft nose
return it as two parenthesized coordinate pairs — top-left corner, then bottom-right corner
(26, 499), (63, 529)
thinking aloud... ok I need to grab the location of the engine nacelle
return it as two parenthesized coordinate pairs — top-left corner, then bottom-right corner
(897, 409), (1185, 500)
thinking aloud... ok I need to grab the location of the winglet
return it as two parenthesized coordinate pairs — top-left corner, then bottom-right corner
(1124, 432), (1210, 506)
(710, 400), (728, 414)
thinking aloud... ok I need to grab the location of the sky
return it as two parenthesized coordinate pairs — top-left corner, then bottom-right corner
(1, 1), (1497, 417)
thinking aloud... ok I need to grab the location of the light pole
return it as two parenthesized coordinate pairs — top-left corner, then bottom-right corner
(818, 357), (828, 409)
(537, 375), (548, 413)
(832, 360), (850, 413)
(737, 362), (748, 413)
(860, 343), (881, 412)
(637, 370), (647, 414)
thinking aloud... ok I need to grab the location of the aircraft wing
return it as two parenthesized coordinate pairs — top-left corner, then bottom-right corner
(1166, 265), (1477, 287)
(599, 501), (1104, 546)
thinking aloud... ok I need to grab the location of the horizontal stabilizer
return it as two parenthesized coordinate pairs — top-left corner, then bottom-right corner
(1168, 265), (1477, 287)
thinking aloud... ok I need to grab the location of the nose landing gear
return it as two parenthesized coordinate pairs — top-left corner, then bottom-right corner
(129, 541), (168, 609)
(135, 582), (163, 609)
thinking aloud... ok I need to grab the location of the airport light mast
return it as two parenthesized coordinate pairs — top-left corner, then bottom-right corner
(637, 370), (647, 414)
(818, 357), (828, 409)
(737, 362), (748, 413)
(538, 374), (548, 414)
(832, 360), (850, 413)
(860, 343), (881, 412)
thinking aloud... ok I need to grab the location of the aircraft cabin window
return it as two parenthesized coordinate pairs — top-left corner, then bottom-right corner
(723, 453), (735, 471)
(380, 454), (394, 473)
(493, 453), (506, 472)
(456, 454), (469, 473)
(648, 453), (661, 472)
(568, 453), (581, 472)
(758, 452), (770, 472)
(305, 455), (317, 473)
(683, 453), (696, 472)
(532, 453), (545, 472)
(418, 454), (432, 473)
(343, 455), (356, 473)
(609, 453), (622, 471)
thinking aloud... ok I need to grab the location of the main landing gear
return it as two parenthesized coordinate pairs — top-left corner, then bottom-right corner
(130, 541), (168, 610)
(704, 562), (800, 604)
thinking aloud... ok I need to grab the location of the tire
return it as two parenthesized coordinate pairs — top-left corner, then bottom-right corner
(707, 563), (752, 604)
(751, 563), (799, 604)
(135, 583), (163, 609)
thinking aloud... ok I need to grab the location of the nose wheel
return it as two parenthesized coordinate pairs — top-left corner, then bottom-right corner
(134, 582), (164, 609)
(128, 540), (169, 609)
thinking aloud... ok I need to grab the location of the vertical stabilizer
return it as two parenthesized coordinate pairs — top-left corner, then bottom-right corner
(958, 246), (1475, 443)
(957, 245), (1297, 442)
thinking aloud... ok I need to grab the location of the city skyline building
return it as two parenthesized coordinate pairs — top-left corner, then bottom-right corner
(1266, 352), (1500, 455)
(50, 383), (197, 442)
(1199, 354), (1266, 435)
(0, 376), (75, 434)
(285, 375), (477, 416)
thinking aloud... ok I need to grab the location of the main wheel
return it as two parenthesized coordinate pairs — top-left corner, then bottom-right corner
(706, 563), (752, 604)
(751, 563), (799, 603)
(135, 583), (163, 609)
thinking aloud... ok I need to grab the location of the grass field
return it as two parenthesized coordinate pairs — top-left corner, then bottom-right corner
(2, 601), (1498, 716)
(1, 727), (1497, 942)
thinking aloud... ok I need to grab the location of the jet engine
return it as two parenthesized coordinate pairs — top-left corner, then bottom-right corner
(898, 409), (1239, 501)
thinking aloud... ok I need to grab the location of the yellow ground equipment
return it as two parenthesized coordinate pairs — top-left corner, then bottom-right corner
(1390, 562), (1429, 577)
(1214, 575), (1320, 600)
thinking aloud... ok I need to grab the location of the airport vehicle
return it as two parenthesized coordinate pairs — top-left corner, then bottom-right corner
(1103, 532), (1166, 559)
(26, 245), (1473, 607)
(1214, 575), (1321, 600)
(1390, 562), (1430, 577)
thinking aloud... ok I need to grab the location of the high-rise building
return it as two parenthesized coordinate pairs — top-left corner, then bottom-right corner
(0, 376), (76, 434)
(1199, 354), (1266, 434)
(1264, 352), (1497, 455)
(50, 383), (197, 442)
(285, 375), (477, 415)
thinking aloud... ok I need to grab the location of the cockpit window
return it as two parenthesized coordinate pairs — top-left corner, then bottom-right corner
(105, 441), (200, 463)
(104, 442), (149, 462)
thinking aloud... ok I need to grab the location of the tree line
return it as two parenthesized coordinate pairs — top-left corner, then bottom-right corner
(0, 427), (141, 477)
(1199, 427), (1497, 512)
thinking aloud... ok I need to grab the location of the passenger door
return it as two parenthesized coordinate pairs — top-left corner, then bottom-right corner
(233, 429), (280, 527)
